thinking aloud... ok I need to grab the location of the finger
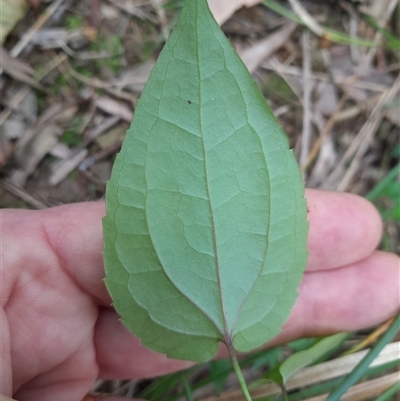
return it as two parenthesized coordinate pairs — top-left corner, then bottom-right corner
(95, 308), (194, 379)
(305, 189), (382, 271)
(32, 202), (110, 304)
(271, 250), (400, 345)
(26, 189), (382, 304)
(94, 250), (400, 379)
(13, 339), (98, 401)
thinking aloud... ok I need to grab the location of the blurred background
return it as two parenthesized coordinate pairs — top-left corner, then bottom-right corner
(1, 0), (399, 400)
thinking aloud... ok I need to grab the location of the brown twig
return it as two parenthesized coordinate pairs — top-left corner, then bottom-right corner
(300, 29), (312, 176)
(303, 92), (349, 171)
(68, 67), (137, 103)
(1, 180), (48, 209)
(341, 317), (396, 356)
(361, 0), (399, 69)
(326, 74), (400, 191)
(288, 0), (324, 36)
(262, 61), (390, 92)
(9, 0), (74, 59)
(0, 53), (67, 126)
(150, 0), (169, 41)
(106, 0), (156, 22)
(238, 22), (297, 75)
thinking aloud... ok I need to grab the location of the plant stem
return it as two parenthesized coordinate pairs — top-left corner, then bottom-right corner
(227, 343), (253, 401)
(282, 386), (289, 401)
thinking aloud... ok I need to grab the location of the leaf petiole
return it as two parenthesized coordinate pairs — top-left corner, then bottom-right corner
(227, 343), (253, 401)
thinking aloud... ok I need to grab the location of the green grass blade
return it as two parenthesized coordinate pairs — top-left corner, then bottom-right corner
(182, 374), (195, 401)
(374, 380), (400, 401)
(324, 313), (400, 401)
(139, 368), (196, 400)
(286, 359), (400, 401)
(361, 13), (400, 49)
(262, 0), (382, 48)
(366, 163), (400, 201)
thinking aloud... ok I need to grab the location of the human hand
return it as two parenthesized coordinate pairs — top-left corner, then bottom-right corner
(1, 189), (399, 401)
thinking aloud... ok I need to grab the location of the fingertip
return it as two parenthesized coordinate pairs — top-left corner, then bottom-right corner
(305, 189), (383, 271)
(39, 201), (110, 304)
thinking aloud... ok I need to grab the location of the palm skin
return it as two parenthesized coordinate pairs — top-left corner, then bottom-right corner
(1, 189), (399, 401)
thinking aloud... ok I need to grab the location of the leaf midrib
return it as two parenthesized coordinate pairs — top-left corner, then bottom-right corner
(195, 0), (229, 343)
(136, 1), (225, 340)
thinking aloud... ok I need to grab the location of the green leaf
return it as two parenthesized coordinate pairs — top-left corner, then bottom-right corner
(103, 0), (308, 363)
(262, 333), (347, 401)
(278, 333), (348, 385)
